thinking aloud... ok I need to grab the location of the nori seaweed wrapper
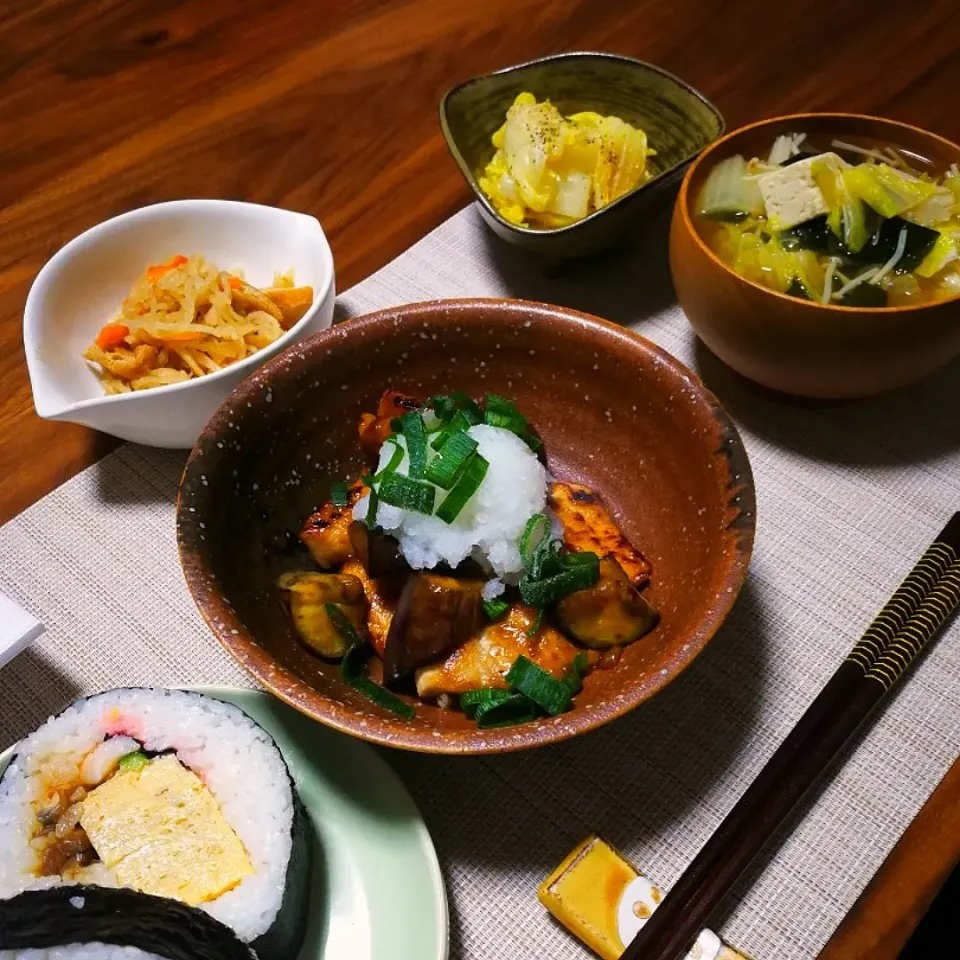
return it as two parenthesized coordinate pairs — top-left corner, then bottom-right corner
(0, 885), (257, 959)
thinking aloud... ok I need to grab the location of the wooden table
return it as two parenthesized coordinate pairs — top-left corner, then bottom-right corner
(1, 1), (957, 955)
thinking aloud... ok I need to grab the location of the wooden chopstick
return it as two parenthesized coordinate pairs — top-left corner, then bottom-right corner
(621, 513), (960, 960)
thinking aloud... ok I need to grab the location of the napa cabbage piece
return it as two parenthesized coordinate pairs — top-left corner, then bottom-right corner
(697, 155), (765, 221)
(946, 165), (960, 202)
(810, 158), (871, 253)
(916, 230), (960, 278)
(709, 221), (824, 296)
(477, 93), (653, 228)
(904, 187), (956, 227)
(845, 163), (938, 218)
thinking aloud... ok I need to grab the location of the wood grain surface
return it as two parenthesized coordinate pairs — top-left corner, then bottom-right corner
(0, 1), (957, 955)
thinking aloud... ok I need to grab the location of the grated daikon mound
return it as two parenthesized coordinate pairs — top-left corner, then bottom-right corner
(354, 424), (546, 581)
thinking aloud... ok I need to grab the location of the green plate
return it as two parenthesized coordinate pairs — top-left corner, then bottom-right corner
(0, 686), (448, 960)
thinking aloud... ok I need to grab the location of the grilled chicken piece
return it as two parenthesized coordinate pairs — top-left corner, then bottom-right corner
(300, 479), (367, 568)
(358, 390), (420, 455)
(383, 574), (485, 684)
(264, 286), (314, 329)
(548, 481), (651, 588)
(339, 559), (404, 657)
(415, 604), (591, 698)
(278, 571), (367, 658)
(555, 557), (659, 648)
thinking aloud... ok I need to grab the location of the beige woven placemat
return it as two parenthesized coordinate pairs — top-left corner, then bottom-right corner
(1, 204), (959, 960)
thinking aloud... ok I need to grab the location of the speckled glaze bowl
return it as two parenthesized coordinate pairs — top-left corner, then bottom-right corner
(177, 299), (754, 754)
(440, 52), (724, 260)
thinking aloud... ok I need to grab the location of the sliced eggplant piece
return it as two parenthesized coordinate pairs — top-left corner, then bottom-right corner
(340, 559), (404, 657)
(357, 390), (421, 456)
(548, 481), (651, 588)
(554, 557), (659, 649)
(299, 479), (366, 568)
(383, 574), (484, 684)
(278, 571), (367, 658)
(415, 604), (589, 697)
(347, 521), (409, 577)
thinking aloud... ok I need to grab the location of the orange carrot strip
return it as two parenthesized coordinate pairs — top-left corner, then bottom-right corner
(145, 254), (188, 283)
(157, 330), (205, 342)
(95, 323), (130, 349)
(227, 275), (242, 289)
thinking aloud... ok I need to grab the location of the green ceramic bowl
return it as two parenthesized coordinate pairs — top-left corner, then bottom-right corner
(439, 51), (724, 260)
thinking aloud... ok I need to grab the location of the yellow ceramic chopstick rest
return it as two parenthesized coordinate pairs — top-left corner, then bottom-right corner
(539, 835), (750, 960)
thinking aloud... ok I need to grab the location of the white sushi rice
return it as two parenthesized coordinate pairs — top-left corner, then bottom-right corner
(354, 423), (547, 580)
(1, 947), (169, 960)
(0, 689), (294, 945)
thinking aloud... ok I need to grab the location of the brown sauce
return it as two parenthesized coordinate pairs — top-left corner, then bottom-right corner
(32, 781), (97, 877)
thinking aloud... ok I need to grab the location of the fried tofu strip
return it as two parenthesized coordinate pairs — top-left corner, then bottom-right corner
(299, 479), (367, 568)
(415, 604), (593, 698)
(548, 481), (651, 588)
(226, 277), (284, 324)
(358, 390), (421, 455)
(264, 286), (314, 329)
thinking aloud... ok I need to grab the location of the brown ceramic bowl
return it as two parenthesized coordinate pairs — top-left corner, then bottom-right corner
(670, 113), (960, 398)
(177, 300), (754, 754)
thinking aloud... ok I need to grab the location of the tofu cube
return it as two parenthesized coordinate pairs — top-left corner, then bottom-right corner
(757, 153), (844, 230)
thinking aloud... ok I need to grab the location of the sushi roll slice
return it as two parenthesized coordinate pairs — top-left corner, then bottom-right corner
(0, 689), (312, 960)
(0, 886), (256, 959)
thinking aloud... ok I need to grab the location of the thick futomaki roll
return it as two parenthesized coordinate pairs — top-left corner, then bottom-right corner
(0, 689), (312, 960)
(0, 886), (256, 959)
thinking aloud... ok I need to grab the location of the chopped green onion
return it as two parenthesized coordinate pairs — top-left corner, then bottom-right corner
(364, 484), (380, 529)
(482, 598), (510, 622)
(506, 655), (577, 716)
(525, 607), (545, 637)
(118, 751), (149, 772)
(519, 552), (600, 606)
(396, 412), (428, 478)
(429, 392), (483, 425)
(561, 652), (589, 697)
(527, 534), (557, 582)
(476, 695), (539, 728)
(329, 605), (414, 720)
(341, 644), (415, 720)
(459, 689), (538, 728)
(368, 437), (404, 483)
(519, 513), (550, 567)
(484, 394), (543, 451)
(430, 409), (473, 450)
(330, 481), (350, 507)
(324, 603), (363, 647)
(436, 454), (489, 523)
(378, 473), (436, 514)
(424, 431), (478, 488)
(460, 688), (513, 717)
